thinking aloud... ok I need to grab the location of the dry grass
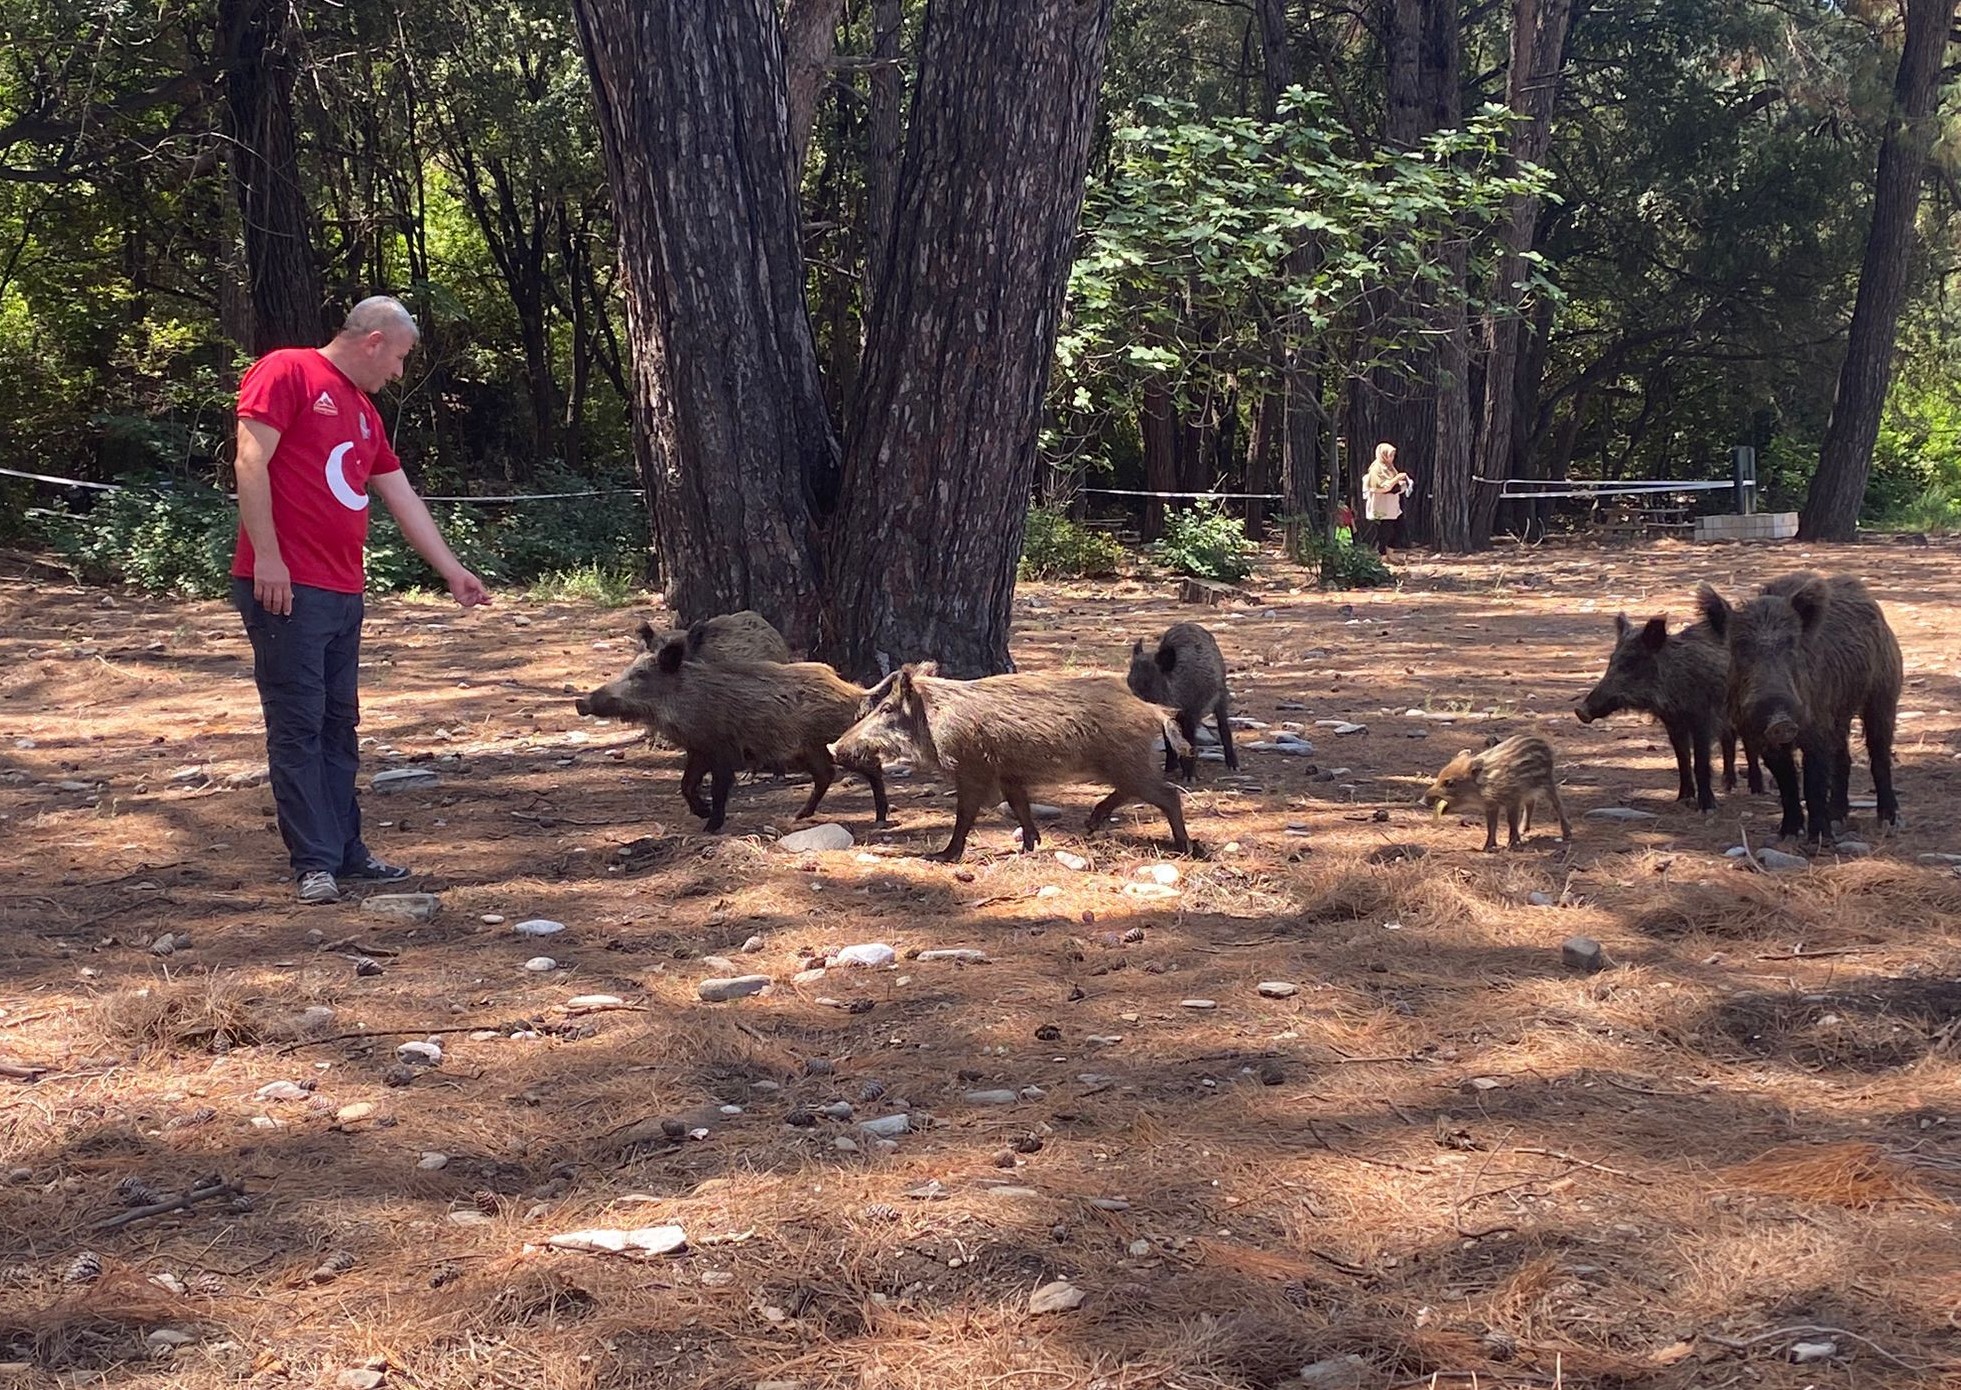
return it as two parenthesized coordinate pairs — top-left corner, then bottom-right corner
(5, 541), (1961, 1388)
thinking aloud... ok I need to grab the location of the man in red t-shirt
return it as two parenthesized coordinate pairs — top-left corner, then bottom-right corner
(232, 296), (490, 903)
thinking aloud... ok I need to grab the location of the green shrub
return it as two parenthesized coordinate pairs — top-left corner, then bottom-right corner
(1288, 529), (1393, 588)
(1156, 501), (1255, 582)
(1872, 479), (1961, 534)
(1019, 505), (1126, 579)
(525, 563), (644, 606)
(39, 479), (237, 597)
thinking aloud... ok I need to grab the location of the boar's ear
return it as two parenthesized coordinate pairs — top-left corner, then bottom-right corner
(1789, 577), (1829, 631)
(862, 670), (901, 704)
(1131, 638), (1146, 657)
(1695, 584), (1730, 637)
(1155, 643), (1178, 674)
(684, 619), (710, 653)
(1639, 615), (1669, 649)
(908, 660), (939, 678)
(655, 637), (687, 673)
(1613, 612), (1631, 640)
(636, 620), (662, 652)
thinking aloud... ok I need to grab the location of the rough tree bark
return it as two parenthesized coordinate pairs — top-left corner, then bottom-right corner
(782, 0), (846, 184)
(1800, 0), (1956, 540)
(862, 0), (904, 312)
(822, 0), (1116, 678)
(569, 0), (836, 643)
(218, 0), (326, 354)
(1424, 0), (1473, 552)
(1468, 0), (1575, 547)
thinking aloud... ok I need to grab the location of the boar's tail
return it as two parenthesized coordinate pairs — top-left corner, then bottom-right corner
(1161, 714), (1192, 758)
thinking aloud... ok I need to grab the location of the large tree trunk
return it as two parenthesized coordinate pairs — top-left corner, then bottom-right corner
(781, 0), (846, 184)
(219, 0), (325, 354)
(1423, 0), (1472, 552)
(1140, 377), (1178, 541)
(1469, 0), (1576, 547)
(862, 0), (904, 314)
(823, 0), (1115, 678)
(569, 0), (835, 642)
(1800, 0), (1955, 540)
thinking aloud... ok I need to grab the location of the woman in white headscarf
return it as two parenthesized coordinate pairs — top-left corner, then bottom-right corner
(1362, 442), (1414, 555)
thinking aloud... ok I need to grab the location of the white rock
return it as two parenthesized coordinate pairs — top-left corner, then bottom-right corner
(1584, 807), (1659, 822)
(964, 1089), (1019, 1105)
(832, 942), (895, 968)
(917, 949), (989, 964)
(1788, 1340), (1837, 1364)
(566, 994), (624, 1009)
(1136, 863), (1179, 885)
(481, 913), (506, 924)
(545, 1225), (687, 1257)
(514, 918), (565, 936)
(1054, 851), (1089, 871)
(1257, 981), (1299, 999)
(740, 935), (765, 953)
(791, 967), (827, 985)
(1127, 1238), (1151, 1256)
(699, 975), (771, 1002)
(371, 767), (440, 793)
(778, 823), (853, 852)
(524, 957), (558, 972)
(447, 1210), (493, 1226)
(858, 1114), (910, 1137)
(1916, 852), (1961, 866)
(1027, 1279), (1086, 1314)
(396, 1041), (443, 1066)
(1757, 848), (1809, 872)
(1180, 999), (1217, 1010)
(417, 1152), (449, 1170)
(254, 1080), (311, 1102)
(1834, 840), (1872, 857)
(362, 893), (439, 923)
(699, 955), (738, 973)
(144, 1328), (196, 1348)
(297, 1005), (337, 1030)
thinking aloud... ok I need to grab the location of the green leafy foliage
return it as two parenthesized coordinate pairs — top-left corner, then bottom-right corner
(1155, 502), (1255, 583)
(1018, 506), (1126, 580)
(38, 480), (238, 598)
(1288, 529), (1393, 589)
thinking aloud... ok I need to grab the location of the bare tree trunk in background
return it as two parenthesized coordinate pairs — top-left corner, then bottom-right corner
(782, 0), (846, 183)
(219, 0), (326, 354)
(824, 0), (1116, 678)
(1140, 377), (1178, 541)
(862, 0), (903, 314)
(1469, 0), (1575, 547)
(570, 0), (835, 643)
(1425, 0), (1472, 552)
(1800, 0), (1955, 540)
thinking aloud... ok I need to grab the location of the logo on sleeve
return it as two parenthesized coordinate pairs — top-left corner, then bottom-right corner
(312, 391), (340, 417)
(358, 411), (371, 441)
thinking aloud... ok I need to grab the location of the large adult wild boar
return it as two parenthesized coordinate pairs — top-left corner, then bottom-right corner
(574, 626), (888, 832)
(1696, 572), (1902, 844)
(1574, 613), (1762, 811)
(830, 665), (1190, 862)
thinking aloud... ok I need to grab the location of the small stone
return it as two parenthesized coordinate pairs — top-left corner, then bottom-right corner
(1054, 850), (1088, 871)
(698, 975), (771, 1002)
(418, 1152), (449, 1170)
(1527, 891), (1556, 907)
(1916, 852), (1961, 865)
(481, 913), (506, 924)
(446, 1210), (494, 1226)
(524, 957), (558, 972)
(1257, 981), (1299, 999)
(371, 768), (439, 793)
(1332, 722), (1366, 735)
(778, 823), (853, 852)
(818, 1101), (854, 1121)
(254, 1080), (311, 1102)
(904, 1180), (948, 1201)
(792, 967), (827, 984)
(719, 1104), (744, 1116)
(1027, 1279), (1086, 1314)
(699, 955), (737, 973)
(964, 1089), (1019, 1106)
(1088, 1197), (1130, 1211)
(1583, 807), (1659, 823)
(566, 993), (624, 1009)
(362, 893), (439, 923)
(1560, 936), (1606, 974)
(740, 935), (765, 953)
(1788, 1340), (1837, 1364)
(148, 1273), (187, 1296)
(297, 1005), (337, 1030)
(335, 1102), (376, 1124)
(1127, 1239), (1151, 1256)
(336, 1370), (385, 1390)
(1180, 999), (1217, 1010)
(916, 948), (989, 963)
(1833, 840), (1872, 857)
(1297, 1354), (1367, 1389)
(1465, 1076), (1502, 1091)
(992, 1149), (1017, 1168)
(833, 1137), (860, 1153)
(831, 942), (896, 968)
(858, 1114), (910, 1138)
(1135, 863), (1179, 886)
(513, 918), (566, 936)
(396, 1041), (443, 1066)
(1757, 848), (1808, 872)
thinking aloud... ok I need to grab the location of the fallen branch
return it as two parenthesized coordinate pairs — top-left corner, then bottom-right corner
(1512, 1146), (1653, 1185)
(1, 1061), (47, 1080)
(1701, 1323), (1953, 1372)
(1736, 821), (1766, 873)
(278, 1023), (497, 1055)
(92, 1180), (240, 1231)
(1756, 947), (1882, 961)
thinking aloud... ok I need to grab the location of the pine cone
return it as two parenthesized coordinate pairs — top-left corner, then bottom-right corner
(64, 1250), (103, 1285)
(471, 1189), (501, 1216)
(117, 1175), (163, 1206)
(190, 1272), (227, 1297)
(861, 1202), (900, 1223)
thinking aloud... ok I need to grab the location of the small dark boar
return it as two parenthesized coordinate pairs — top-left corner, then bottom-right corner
(1424, 734), (1572, 851)
(829, 665), (1189, 862)
(1126, 622), (1237, 782)
(1575, 614), (1762, 810)
(683, 609), (793, 664)
(1696, 571), (1901, 844)
(574, 629), (888, 832)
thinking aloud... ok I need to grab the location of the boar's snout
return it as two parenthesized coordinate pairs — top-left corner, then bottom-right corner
(1763, 712), (1800, 748)
(574, 695), (593, 716)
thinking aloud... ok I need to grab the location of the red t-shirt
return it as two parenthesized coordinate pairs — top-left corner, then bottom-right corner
(231, 348), (403, 594)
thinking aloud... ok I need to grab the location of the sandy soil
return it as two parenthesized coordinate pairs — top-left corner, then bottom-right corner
(2, 536), (1958, 1390)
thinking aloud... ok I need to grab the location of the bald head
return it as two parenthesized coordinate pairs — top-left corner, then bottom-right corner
(338, 295), (419, 343)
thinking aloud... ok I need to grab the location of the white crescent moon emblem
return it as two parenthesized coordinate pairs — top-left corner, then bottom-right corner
(324, 442), (369, 511)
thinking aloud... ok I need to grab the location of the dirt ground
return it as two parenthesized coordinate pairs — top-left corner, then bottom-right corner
(2, 537), (1959, 1390)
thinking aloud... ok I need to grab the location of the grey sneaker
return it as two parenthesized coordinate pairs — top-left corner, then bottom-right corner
(298, 871), (341, 904)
